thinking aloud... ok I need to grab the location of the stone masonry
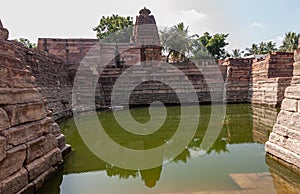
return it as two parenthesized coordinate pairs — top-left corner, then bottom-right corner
(250, 52), (294, 107)
(37, 9), (295, 113)
(0, 21), (70, 193)
(222, 58), (252, 103)
(265, 38), (300, 169)
(14, 41), (73, 121)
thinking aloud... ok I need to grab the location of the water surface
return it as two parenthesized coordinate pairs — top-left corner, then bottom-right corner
(37, 104), (300, 194)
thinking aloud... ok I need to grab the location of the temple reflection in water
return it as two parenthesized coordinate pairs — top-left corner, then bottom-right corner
(37, 104), (300, 194)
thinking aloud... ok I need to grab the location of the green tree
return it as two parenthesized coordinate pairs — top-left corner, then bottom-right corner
(93, 14), (133, 42)
(279, 31), (300, 52)
(245, 43), (259, 56)
(231, 49), (244, 58)
(191, 32), (229, 59)
(17, 38), (36, 48)
(245, 41), (277, 56)
(265, 41), (277, 54)
(160, 22), (195, 62)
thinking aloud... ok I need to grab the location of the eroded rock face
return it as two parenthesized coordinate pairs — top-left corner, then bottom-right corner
(266, 38), (300, 169)
(0, 21), (70, 193)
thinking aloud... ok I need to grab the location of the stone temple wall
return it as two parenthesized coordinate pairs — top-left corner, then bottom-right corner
(0, 22), (70, 193)
(265, 40), (300, 169)
(38, 37), (295, 111)
(250, 52), (294, 107)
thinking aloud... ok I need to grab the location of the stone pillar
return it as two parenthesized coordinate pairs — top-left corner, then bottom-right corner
(265, 39), (300, 169)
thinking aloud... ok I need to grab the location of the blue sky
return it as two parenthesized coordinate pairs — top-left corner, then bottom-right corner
(1, 0), (300, 52)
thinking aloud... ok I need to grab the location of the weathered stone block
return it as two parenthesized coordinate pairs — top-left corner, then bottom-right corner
(0, 88), (42, 105)
(56, 134), (66, 150)
(62, 144), (72, 157)
(0, 144), (26, 181)
(26, 134), (57, 164)
(0, 136), (6, 162)
(285, 86), (300, 100)
(276, 110), (293, 127)
(0, 168), (28, 194)
(3, 102), (46, 126)
(33, 167), (57, 191)
(266, 141), (300, 169)
(290, 112), (300, 131)
(10, 68), (36, 88)
(0, 118), (50, 146)
(49, 122), (61, 136)
(281, 98), (298, 112)
(0, 107), (10, 131)
(269, 132), (300, 155)
(25, 148), (62, 181)
(0, 65), (12, 87)
(15, 183), (34, 194)
(293, 61), (300, 76)
(40, 116), (53, 134)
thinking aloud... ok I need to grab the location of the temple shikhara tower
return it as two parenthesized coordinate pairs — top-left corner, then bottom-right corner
(131, 7), (162, 62)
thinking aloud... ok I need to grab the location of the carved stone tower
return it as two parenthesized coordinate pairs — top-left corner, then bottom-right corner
(131, 7), (162, 62)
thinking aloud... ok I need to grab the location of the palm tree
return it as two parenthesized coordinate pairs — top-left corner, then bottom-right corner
(160, 22), (193, 62)
(245, 43), (259, 56)
(265, 41), (277, 54)
(258, 41), (267, 54)
(279, 31), (300, 52)
(231, 49), (243, 58)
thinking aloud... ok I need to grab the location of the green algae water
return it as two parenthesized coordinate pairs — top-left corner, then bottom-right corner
(36, 104), (300, 194)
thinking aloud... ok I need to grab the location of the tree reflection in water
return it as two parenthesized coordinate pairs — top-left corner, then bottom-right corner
(36, 104), (299, 194)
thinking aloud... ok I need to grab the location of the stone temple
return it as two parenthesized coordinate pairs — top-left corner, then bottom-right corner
(0, 7), (300, 193)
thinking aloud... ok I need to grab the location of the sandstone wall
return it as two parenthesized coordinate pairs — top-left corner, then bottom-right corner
(265, 45), (300, 169)
(98, 61), (227, 107)
(250, 52), (294, 107)
(0, 23), (70, 193)
(222, 58), (252, 103)
(14, 41), (73, 120)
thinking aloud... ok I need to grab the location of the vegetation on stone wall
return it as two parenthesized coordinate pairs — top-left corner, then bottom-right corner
(16, 38), (37, 48)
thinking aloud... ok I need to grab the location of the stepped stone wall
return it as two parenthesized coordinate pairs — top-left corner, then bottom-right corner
(265, 40), (300, 169)
(98, 61), (227, 107)
(222, 58), (252, 103)
(0, 22), (70, 193)
(14, 41), (73, 120)
(250, 52), (294, 106)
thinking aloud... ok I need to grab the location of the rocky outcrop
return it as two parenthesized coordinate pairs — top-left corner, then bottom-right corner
(0, 21), (70, 193)
(265, 40), (300, 169)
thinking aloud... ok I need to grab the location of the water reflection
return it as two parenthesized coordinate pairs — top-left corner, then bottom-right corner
(252, 105), (279, 144)
(36, 104), (300, 194)
(266, 155), (300, 193)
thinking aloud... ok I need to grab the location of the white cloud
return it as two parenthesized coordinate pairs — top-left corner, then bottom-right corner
(250, 22), (263, 27)
(176, 9), (208, 36)
(180, 9), (206, 21)
(296, 8), (300, 12)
